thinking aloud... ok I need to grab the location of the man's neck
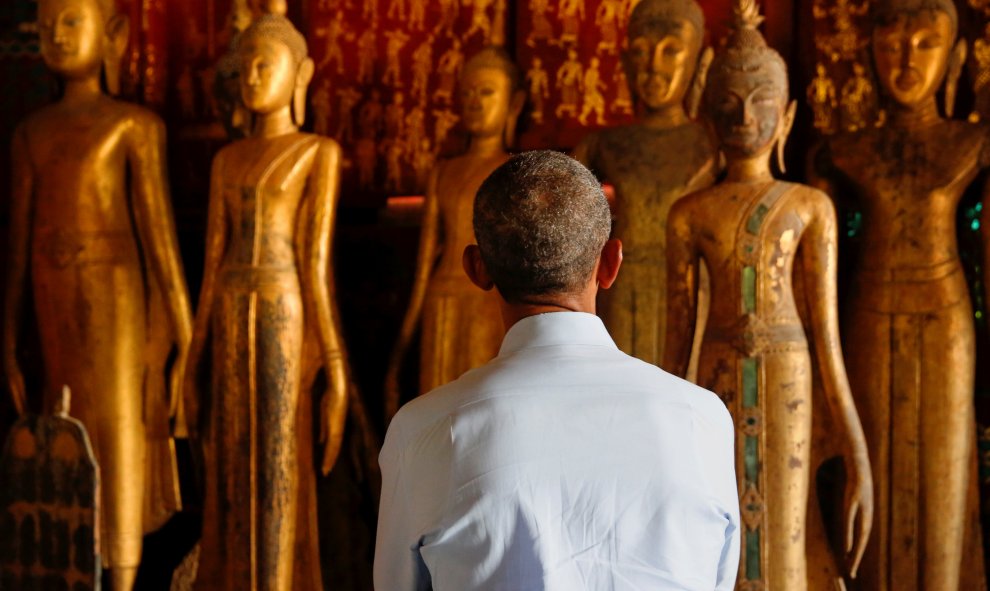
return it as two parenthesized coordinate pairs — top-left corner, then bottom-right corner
(499, 292), (595, 332)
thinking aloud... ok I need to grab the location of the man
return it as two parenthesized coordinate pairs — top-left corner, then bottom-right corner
(374, 151), (740, 590)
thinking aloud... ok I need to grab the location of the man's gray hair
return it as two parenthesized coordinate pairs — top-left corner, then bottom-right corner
(473, 150), (612, 303)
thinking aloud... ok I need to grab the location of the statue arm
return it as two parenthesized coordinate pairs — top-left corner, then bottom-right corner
(180, 152), (228, 438)
(661, 201), (699, 378)
(800, 193), (873, 578)
(384, 165), (441, 421)
(305, 140), (349, 476)
(128, 115), (194, 418)
(3, 125), (33, 415)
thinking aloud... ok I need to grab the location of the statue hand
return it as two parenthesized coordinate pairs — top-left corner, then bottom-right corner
(319, 359), (348, 476)
(843, 451), (873, 578)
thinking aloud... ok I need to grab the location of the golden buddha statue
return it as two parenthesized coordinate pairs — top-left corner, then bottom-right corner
(181, 7), (349, 590)
(384, 47), (525, 420)
(572, 0), (717, 366)
(663, 1), (873, 588)
(808, 0), (987, 588)
(2, 0), (192, 589)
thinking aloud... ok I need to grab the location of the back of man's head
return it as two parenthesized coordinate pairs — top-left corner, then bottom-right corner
(473, 150), (612, 304)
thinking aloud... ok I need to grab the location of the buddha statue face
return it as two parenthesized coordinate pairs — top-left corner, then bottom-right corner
(240, 36), (298, 114)
(236, 14), (313, 127)
(37, 0), (112, 80)
(459, 66), (514, 138)
(623, 0), (703, 112)
(707, 61), (788, 159)
(457, 48), (524, 147)
(872, 9), (953, 107)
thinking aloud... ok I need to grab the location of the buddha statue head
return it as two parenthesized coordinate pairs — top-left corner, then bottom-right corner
(237, 5), (314, 128)
(704, 0), (795, 170)
(871, 0), (965, 114)
(458, 46), (525, 149)
(623, 0), (705, 115)
(37, 0), (129, 95)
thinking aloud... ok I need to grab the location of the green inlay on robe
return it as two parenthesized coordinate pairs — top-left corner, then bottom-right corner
(746, 530), (762, 579)
(745, 435), (759, 483)
(746, 203), (770, 234)
(742, 357), (758, 408)
(742, 266), (756, 313)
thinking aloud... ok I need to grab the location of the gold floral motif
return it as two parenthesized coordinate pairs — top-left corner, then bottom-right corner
(740, 408), (762, 436)
(740, 485), (765, 531)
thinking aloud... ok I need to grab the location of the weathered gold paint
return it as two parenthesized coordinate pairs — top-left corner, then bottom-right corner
(2, 1), (192, 589)
(809, 3), (987, 589)
(182, 11), (347, 591)
(572, 0), (716, 367)
(665, 1), (872, 588)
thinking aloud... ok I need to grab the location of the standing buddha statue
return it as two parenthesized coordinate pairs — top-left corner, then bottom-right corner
(181, 6), (349, 590)
(808, 0), (988, 588)
(2, 0), (192, 589)
(385, 47), (525, 420)
(663, 0), (873, 588)
(572, 0), (717, 366)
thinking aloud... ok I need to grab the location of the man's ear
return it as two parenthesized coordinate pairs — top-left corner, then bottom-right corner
(596, 239), (622, 290)
(462, 245), (495, 291)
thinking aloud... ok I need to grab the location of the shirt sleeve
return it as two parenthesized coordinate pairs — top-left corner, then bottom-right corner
(374, 420), (431, 591)
(711, 404), (741, 591)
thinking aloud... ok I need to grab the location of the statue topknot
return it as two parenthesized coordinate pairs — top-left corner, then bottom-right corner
(707, 0), (788, 95)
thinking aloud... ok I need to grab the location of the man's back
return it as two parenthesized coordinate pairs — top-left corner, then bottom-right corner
(375, 312), (740, 590)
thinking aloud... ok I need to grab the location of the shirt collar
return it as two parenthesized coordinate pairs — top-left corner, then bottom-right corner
(497, 311), (618, 357)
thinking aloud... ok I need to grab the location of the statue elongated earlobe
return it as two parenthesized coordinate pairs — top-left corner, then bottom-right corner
(776, 100), (797, 173)
(103, 14), (130, 96)
(293, 57), (315, 127)
(503, 89), (526, 149)
(945, 39), (967, 118)
(686, 46), (713, 119)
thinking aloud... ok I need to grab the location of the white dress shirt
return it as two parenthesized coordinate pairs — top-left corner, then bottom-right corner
(375, 312), (740, 591)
